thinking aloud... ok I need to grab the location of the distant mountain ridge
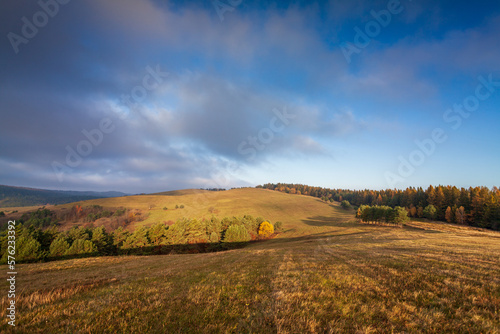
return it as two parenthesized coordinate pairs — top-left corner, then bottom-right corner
(0, 185), (128, 207)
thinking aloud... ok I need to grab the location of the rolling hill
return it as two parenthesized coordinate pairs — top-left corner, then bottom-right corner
(0, 185), (128, 208)
(1, 187), (499, 333)
(55, 187), (353, 236)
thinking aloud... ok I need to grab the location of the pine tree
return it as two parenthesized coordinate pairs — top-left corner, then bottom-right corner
(49, 235), (70, 257)
(223, 225), (251, 243)
(66, 239), (97, 255)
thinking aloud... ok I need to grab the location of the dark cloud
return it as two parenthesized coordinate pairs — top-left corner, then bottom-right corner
(1, 0), (498, 192)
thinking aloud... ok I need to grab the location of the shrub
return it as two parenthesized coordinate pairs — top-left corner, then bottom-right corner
(223, 225), (251, 243)
(163, 207), (168, 210)
(180, 205), (185, 209)
(0, 211), (5, 217)
(341, 200), (351, 209)
(273, 221), (283, 231)
(258, 221), (274, 238)
(113, 208), (127, 217)
(209, 231), (220, 243)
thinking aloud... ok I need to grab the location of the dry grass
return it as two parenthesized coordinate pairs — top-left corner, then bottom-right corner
(1, 189), (499, 333)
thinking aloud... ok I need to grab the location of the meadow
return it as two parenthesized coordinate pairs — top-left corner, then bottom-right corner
(1, 188), (499, 333)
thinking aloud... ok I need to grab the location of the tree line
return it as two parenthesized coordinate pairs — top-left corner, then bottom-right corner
(259, 183), (500, 230)
(356, 205), (409, 226)
(0, 215), (282, 263)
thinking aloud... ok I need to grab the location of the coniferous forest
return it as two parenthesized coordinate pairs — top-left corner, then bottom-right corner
(259, 183), (500, 230)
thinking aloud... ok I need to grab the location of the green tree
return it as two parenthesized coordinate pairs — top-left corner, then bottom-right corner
(392, 206), (409, 226)
(67, 226), (91, 243)
(223, 225), (251, 243)
(148, 222), (169, 245)
(49, 235), (71, 257)
(16, 235), (44, 261)
(112, 227), (130, 248)
(91, 227), (114, 254)
(66, 239), (97, 255)
(423, 205), (437, 220)
(122, 227), (150, 249)
(341, 200), (351, 209)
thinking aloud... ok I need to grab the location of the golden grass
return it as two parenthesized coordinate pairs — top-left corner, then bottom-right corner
(1, 189), (499, 333)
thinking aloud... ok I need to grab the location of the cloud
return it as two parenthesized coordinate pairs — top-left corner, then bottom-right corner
(2, 0), (498, 192)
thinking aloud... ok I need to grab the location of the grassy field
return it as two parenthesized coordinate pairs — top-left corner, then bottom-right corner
(1, 189), (499, 333)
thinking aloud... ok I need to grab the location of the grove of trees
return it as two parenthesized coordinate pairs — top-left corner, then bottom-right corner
(259, 183), (500, 230)
(356, 205), (409, 226)
(0, 215), (280, 264)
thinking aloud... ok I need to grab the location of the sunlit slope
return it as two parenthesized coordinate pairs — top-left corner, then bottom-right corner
(2, 214), (499, 333)
(61, 188), (355, 235)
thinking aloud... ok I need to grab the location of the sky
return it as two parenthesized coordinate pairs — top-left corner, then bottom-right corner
(0, 0), (499, 194)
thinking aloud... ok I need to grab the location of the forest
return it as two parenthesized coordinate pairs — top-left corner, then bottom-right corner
(259, 183), (500, 230)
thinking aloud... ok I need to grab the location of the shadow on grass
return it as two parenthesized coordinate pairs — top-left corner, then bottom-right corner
(301, 215), (357, 227)
(19, 240), (266, 264)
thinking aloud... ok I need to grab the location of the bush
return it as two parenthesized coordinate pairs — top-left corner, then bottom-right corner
(209, 231), (220, 243)
(180, 205), (185, 209)
(258, 221), (274, 238)
(0, 211), (5, 217)
(341, 200), (351, 209)
(21, 208), (57, 228)
(273, 221), (283, 231)
(113, 208), (127, 217)
(223, 225), (251, 243)
(163, 207), (168, 210)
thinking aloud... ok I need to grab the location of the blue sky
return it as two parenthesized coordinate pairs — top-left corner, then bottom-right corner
(0, 0), (499, 193)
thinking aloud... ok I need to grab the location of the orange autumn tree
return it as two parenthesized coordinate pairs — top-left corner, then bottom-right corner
(258, 221), (274, 238)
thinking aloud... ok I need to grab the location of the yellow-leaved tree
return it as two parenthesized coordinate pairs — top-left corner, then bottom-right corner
(258, 221), (274, 238)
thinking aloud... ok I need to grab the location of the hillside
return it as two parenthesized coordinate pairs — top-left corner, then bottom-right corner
(52, 188), (352, 236)
(0, 185), (127, 208)
(1, 188), (499, 333)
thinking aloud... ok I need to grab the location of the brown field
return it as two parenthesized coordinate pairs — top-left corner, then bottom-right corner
(1, 188), (499, 333)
